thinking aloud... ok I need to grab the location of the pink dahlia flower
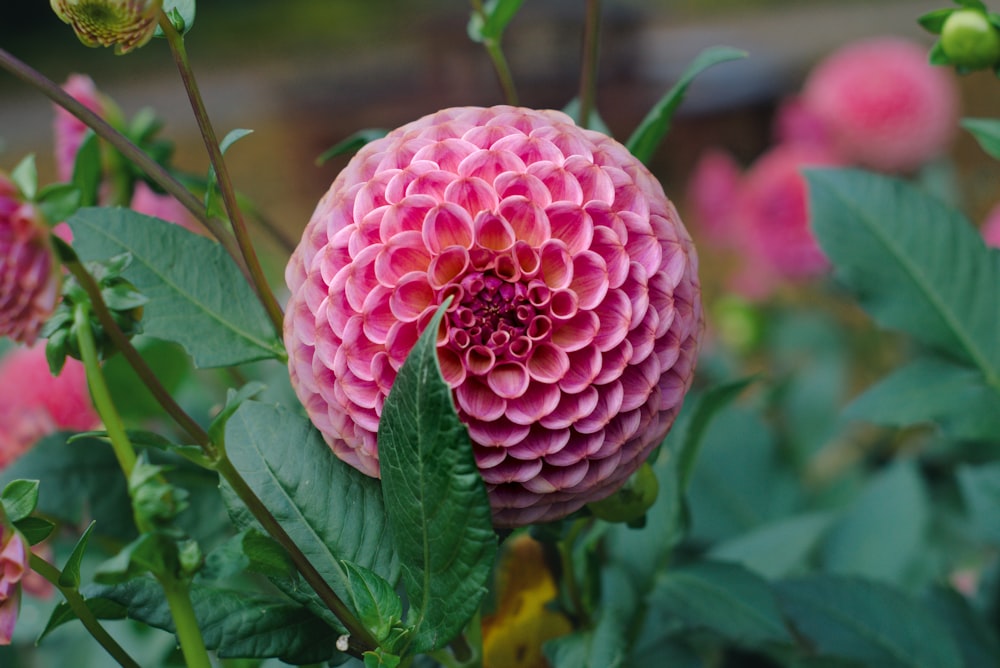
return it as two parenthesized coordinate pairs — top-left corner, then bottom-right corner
(0, 345), (99, 468)
(801, 37), (959, 173)
(54, 74), (110, 183)
(284, 106), (703, 526)
(981, 203), (1000, 248)
(0, 517), (28, 645)
(0, 175), (59, 345)
(737, 143), (841, 281)
(686, 148), (742, 246)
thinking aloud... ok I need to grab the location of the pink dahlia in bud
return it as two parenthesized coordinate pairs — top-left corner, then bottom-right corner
(738, 144), (841, 280)
(0, 345), (100, 467)
(54, 74), (111, 183)
(0, 175), (59, 345)
(285, 106), (703, 526)
(0, 514), (29, 645)
(801, 37), (959, 173)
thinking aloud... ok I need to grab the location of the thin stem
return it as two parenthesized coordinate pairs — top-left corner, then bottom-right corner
(61, 251), (215, 453)
(0, 47), (247, 278)
(158, 13), (285, 337)
(158, 573), (213, 668)
(470, 0), (519, 105)
(75, 304), (138, 478)
(214, 456), (377, 658)
(30, 554), (141, 668)
(578, 0), (602, 127)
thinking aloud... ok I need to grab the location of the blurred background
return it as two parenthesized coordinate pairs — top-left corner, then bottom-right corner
(2, 0), (998, 259)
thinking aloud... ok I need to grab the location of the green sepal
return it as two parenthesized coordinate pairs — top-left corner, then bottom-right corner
(37, 183), (82, 226)
(1, 479), (40, 522)
(58, 520), (96, 588)
(153, 0), (196, 37)
(14, 516), (56, 545)
(919, 8), (955, 34)
(11, 153), (38, 200)
(129, 456), (189, 526)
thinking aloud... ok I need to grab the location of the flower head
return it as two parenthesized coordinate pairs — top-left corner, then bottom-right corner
(801, 37), (958, 173)
(284, 106), (702, 526)
(0, 512), (29, 645)
(0, 175), (59, 345)
(51, 0), (163, 55)
(54, 74), (113, 182)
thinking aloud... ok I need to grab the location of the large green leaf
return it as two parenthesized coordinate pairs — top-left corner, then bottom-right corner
(709, 512), (835, 579)
(925, 586), (1000, 668)
(961, 118), (1000, 160)
(845, 355), (1000, 441)
(777, 576), (963, 668)
(223, 401), (399, 624)
(377, 304), (496, 653)
(68, 207), (283, 368)
(957, 462), (1000, 544)
(84, 579), (336, 664)
(807, 169), (1000, 393)
(650, 560), (794, 649)
(820, 461), (928, 584)
(626, 47), (747, 164)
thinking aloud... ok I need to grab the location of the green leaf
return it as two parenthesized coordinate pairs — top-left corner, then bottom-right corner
(545, 566), (635, 668)
(626, 47), (747, 164)
(37, 183), (82, 225)
(650, 560), (794, 649)
(72, 131), (102, 207)
(821, 461), (928, 584)
(342, 560), (403, 643)
(377, 302), (497, 653)
(962, 117), (1000, 160)
(200, 529), (294, 582)
(1, 479), (40, 522)
(918, 9), (954, 34)
(11, 153), (38, 200)
(68, 207), (283, 367)
(364, 649), (402, 668)
(13, 516), (56, 545)
(845, 355), (1000, 440)
(59, 521), (96, 588)
(708, 512), (835, 579)
(675, 376), (757, 492)
(957, 462), (1000, 544)
(207, 381), (266, 446)
(468, 0), (525, 42)
(562, 98), (612, 134)
(807, 169), (1000, 393)
(84, 578), (339, 664)
(94, 532), (171, 584)
(154, 0), (196, 36)
(222, 401), (399, 624)
(38, 597), (127, 643)
(316, 128), (389, 164)
(925, 586), (1000, 668)
(104, 338), (192, 423)
(205, 128), (254, 218)
(776, 576), (963, 668)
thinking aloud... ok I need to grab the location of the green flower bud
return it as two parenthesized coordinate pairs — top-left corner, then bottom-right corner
(588, 462), (659, 524)
(50, 0), (164, 55)
(941, 9), (1000, 70)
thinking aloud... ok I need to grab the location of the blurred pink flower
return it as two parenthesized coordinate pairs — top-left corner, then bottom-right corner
(0, 175), (59, 345)
(981, 203), (1000, 248)
(686, 148), (742, 245)
(737, 143), (841, 281)
(0, 345), (99, 468)
(0, 519), (28, 645)
(53, 74), (109, 183)
(129, 182), (201, 234)
(772, 96), (831, 149)
(284, 106), (703, 526)
(801, 37), (958, 173)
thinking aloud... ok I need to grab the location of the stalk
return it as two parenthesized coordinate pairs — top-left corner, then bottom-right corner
(578, 0), (602, 127)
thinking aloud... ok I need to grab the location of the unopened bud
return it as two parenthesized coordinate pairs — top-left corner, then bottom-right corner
(51, 0), (164, 55)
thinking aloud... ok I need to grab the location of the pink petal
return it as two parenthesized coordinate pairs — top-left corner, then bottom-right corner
(456, 377), (507, 420)
(526, 342), (569, 383)
(500, 196), (550, 247)
(569, 250), (609, 310)
(487, 362), (530, 399)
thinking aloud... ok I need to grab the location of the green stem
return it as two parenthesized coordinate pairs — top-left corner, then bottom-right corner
(578, 0), (602, 127)
(559, 519), (590, 627)
(158, 13), (285, 337)
(470, 0), (519, 105)
(158, 573), (213, 668)
(0, 47), (246, 278)
(61, 248), (215, 454)
(30, 554), (140, 668)
(214, 457), (377, 657)
(75, 304), (138, 478)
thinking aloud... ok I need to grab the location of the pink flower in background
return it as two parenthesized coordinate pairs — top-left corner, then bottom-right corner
(129, 182), (201, 234)
(54, 74), (110, 183)
(0, 518), (28, 645)
(738, 144), (840, 280)
(981, 203), (1000, 248)
(0, 345), (99, 468)
(801, 37), (958, 173)
(0, 175), (59, 345)
(284, 106), (703, 526)
(686, 148), (742, 246)
(772, 96), (830, 149)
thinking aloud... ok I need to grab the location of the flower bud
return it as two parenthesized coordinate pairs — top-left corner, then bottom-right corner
(0, 174), (60, 345)
(941, 9), (1000, 70)
(50, 0), (164, 55)
(0, 510), (29, 645)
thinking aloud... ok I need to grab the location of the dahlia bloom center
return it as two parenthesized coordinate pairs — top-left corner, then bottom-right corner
(285, 106), (703, 526)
